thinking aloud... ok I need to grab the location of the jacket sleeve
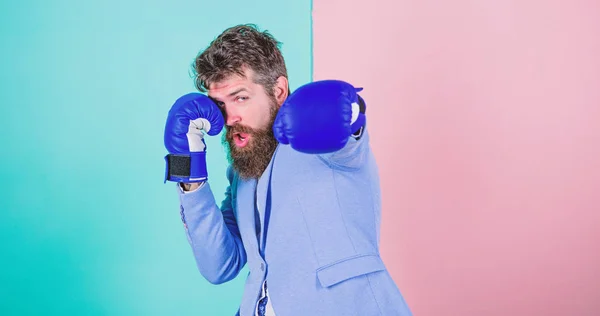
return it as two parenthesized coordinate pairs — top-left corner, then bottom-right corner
(177, 166), (247, 284)
(318, 128), (371, 170)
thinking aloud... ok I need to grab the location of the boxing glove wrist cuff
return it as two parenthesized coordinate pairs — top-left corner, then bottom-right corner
(164, 152), (208, 183)
(350, 94), (367, 139)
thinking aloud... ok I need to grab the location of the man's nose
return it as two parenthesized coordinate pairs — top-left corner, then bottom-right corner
(225, 107), (241, 126)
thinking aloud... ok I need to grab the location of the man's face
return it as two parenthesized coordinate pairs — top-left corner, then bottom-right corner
(208, 68), (282, 179)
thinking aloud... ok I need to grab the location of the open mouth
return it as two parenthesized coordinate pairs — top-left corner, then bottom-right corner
(234, 132), (250, 148)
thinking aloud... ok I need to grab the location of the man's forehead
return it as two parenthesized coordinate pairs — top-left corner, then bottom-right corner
(208, 74), (253, 98)
(209, 76), (244, 90)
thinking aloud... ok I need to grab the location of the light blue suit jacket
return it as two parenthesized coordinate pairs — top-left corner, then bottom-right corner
(177, 130), (412, 315)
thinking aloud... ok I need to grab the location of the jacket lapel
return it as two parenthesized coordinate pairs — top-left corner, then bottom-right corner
(256, 145), (280, 251)
(235, 176), (260, 255)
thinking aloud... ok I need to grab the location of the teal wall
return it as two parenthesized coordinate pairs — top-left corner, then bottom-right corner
(0, 1), (311, 315)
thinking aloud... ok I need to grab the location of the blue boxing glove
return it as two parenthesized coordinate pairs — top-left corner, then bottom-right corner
(273, 80), (366, 154)
(164, 93), (224, 183)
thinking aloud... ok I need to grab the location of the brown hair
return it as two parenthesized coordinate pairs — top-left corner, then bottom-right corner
(192, 24), (288, 97)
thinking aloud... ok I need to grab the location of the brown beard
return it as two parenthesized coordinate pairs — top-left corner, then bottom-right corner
(222, 101), (279, 179)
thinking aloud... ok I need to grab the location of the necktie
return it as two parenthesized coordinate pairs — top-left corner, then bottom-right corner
(257, 295), (269, 316)
(256, 280), (269, 316)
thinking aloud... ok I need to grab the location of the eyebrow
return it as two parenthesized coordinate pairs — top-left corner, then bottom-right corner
(210, 87), (249, 102)
(228, 87), (248, 97)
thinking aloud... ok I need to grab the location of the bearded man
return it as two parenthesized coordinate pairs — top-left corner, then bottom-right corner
(163, 24), (412, 316)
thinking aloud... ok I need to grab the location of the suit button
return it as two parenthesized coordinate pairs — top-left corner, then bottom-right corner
(260, 263), (265, 271)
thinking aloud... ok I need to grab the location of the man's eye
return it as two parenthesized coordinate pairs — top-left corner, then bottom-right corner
(236, 96), (248, 102)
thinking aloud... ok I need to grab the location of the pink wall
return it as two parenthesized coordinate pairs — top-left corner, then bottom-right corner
(313, 1), (600, 315)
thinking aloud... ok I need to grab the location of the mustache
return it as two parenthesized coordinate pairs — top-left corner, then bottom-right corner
(226, 123), (258, 135)
(225, 123), (273, 139)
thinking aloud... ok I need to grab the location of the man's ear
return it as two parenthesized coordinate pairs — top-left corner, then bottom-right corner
(273, 76), (289, 106)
